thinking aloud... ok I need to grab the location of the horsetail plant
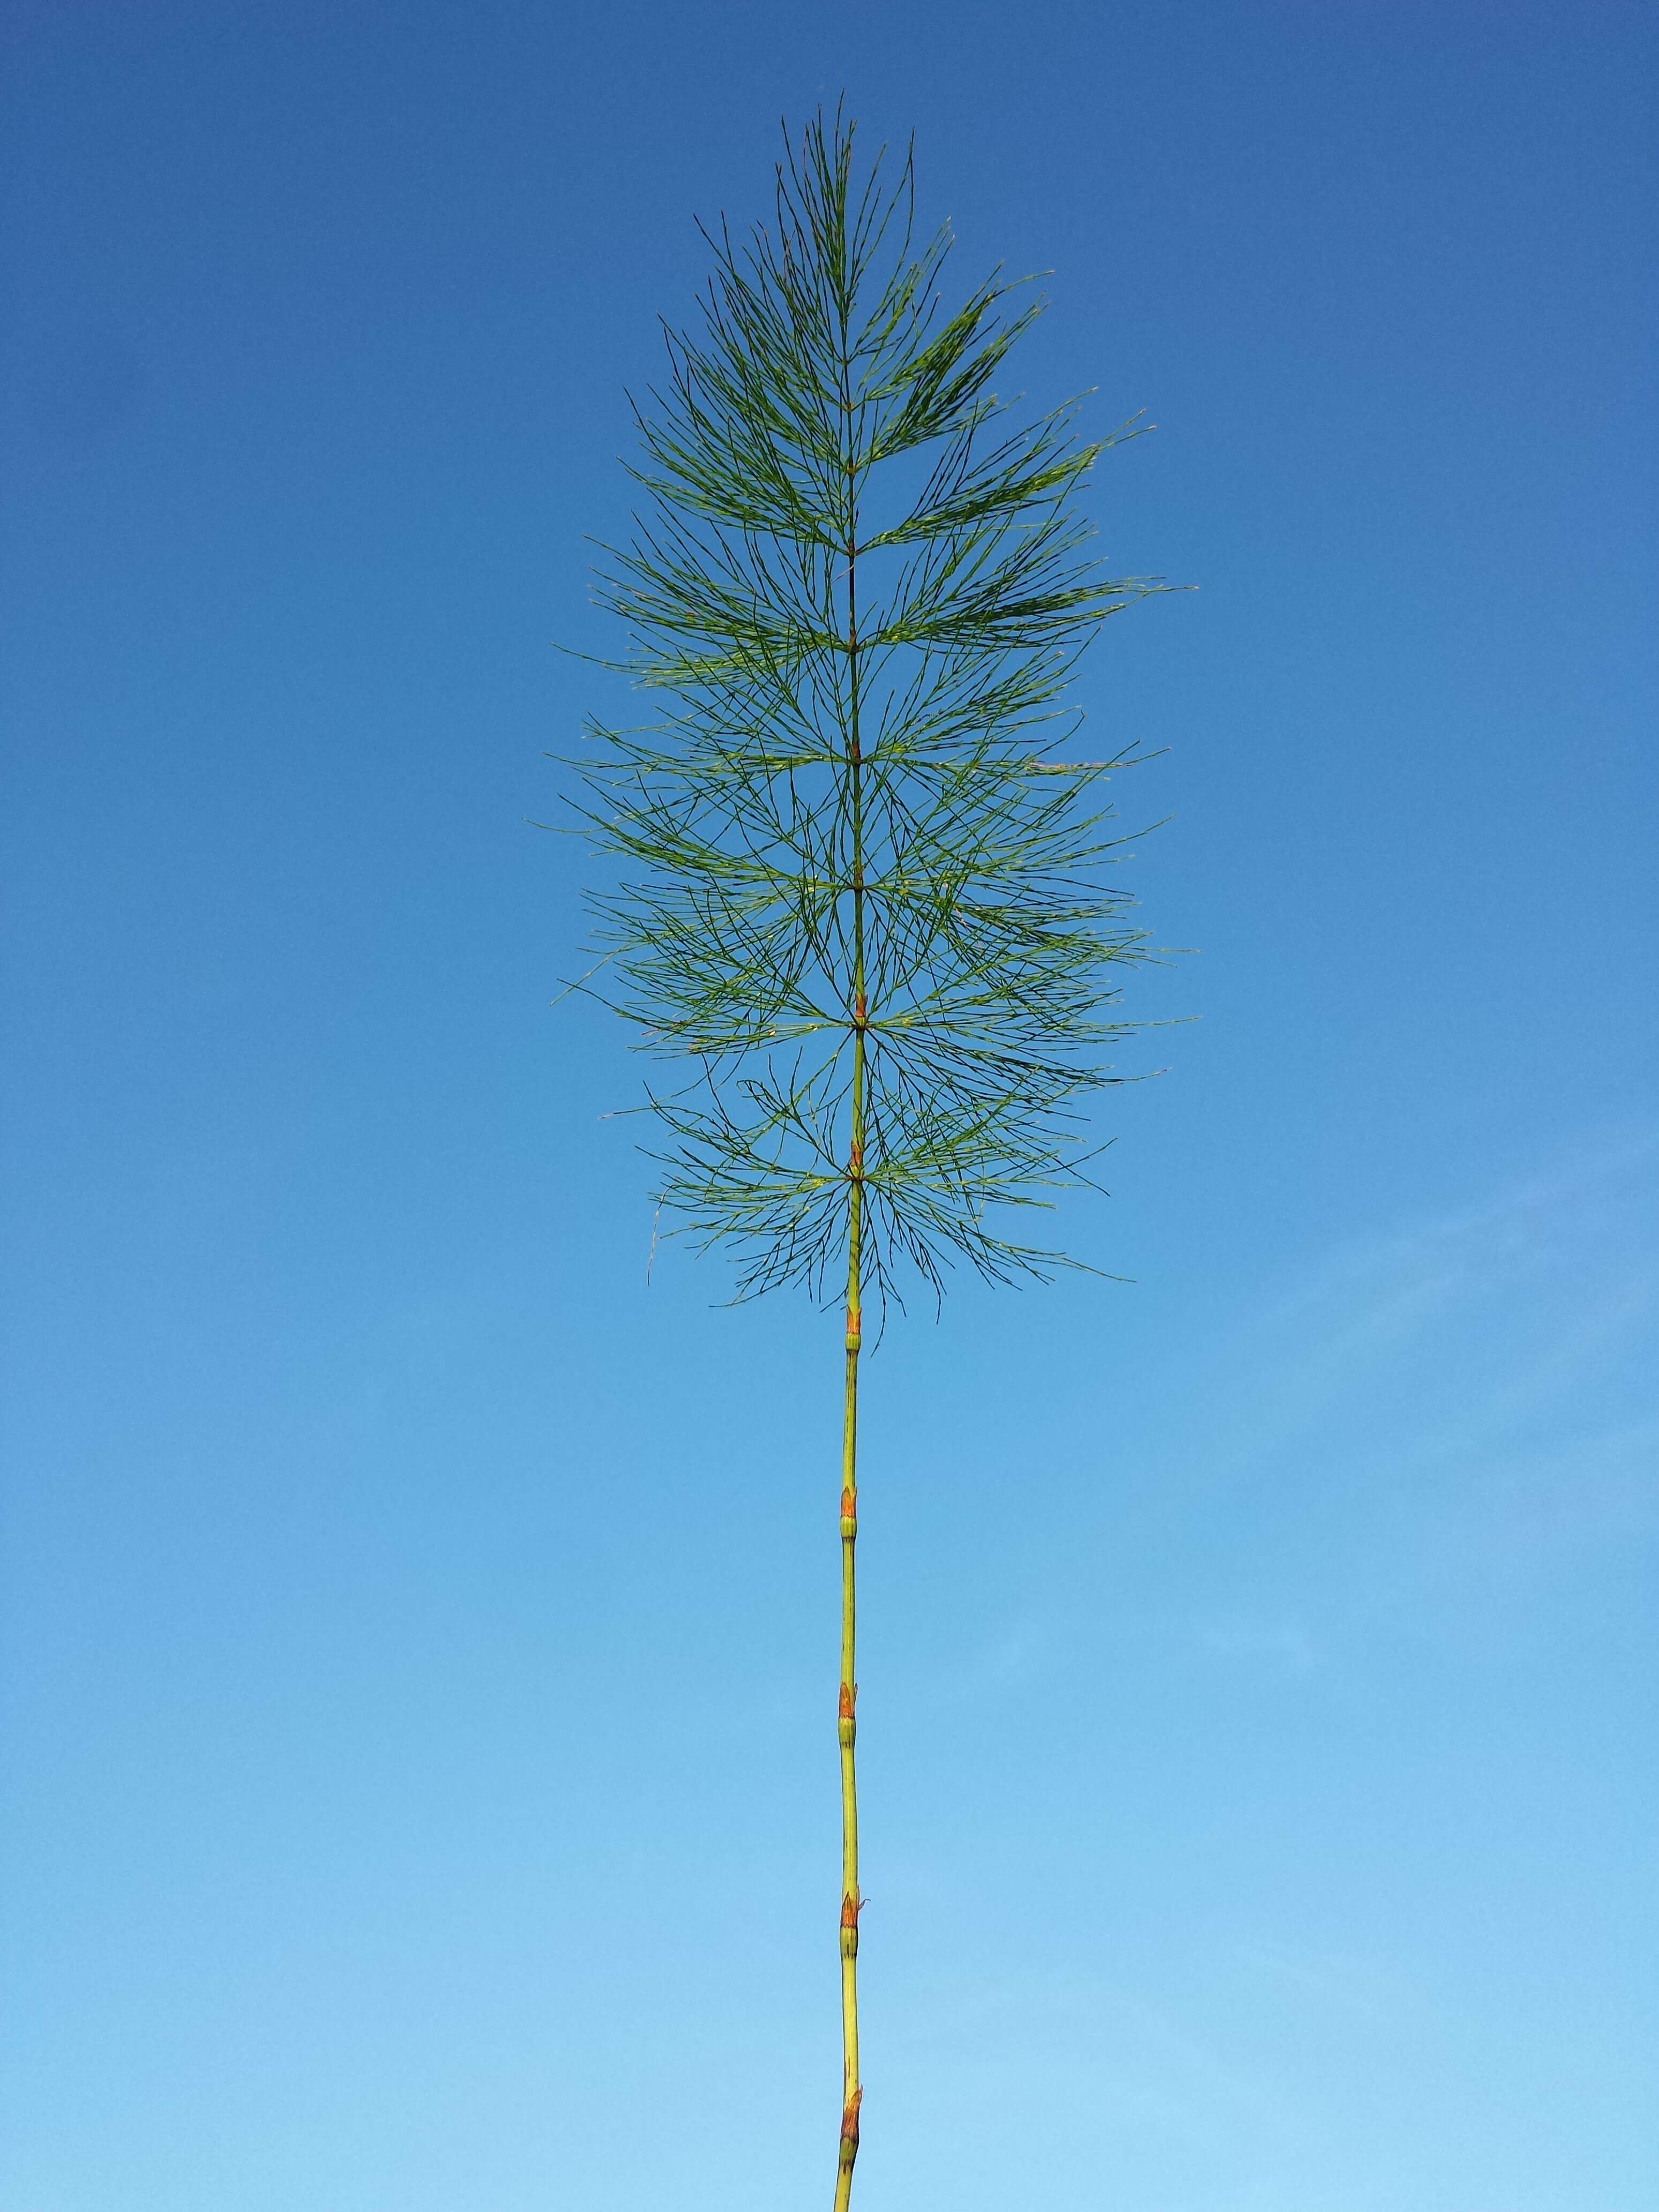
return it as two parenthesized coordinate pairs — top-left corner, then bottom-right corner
(565, 111), (1169, 2210)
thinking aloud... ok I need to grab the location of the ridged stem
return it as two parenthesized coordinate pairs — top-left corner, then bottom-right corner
(834, 1181), (862, 2210)
(833, 449), (866, 2212)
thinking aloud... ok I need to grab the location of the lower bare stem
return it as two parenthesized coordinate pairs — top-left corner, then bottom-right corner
(833, 1212), (863, 2210)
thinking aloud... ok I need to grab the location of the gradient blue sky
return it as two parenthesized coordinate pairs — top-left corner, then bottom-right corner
(3, 4), (1656, 2208)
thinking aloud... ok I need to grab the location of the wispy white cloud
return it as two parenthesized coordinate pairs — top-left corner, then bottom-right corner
(1040, 1132), (1659, 1667)
(1178, 1130), (1657, 1479)
(890, 1134), (1659, 1690)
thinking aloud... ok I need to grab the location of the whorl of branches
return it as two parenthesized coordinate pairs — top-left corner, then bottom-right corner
(569, 111), (1168, 1314)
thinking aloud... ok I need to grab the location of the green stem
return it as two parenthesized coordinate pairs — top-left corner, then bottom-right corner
(835, 1178), (862, 2210)
(834, 453), (867, 2212)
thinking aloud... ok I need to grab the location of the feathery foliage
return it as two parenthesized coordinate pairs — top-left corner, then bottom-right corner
(570, 113), (1168, 1317)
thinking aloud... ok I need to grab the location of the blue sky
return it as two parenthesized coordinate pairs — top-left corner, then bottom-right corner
(2, 3), (1655, 2208)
